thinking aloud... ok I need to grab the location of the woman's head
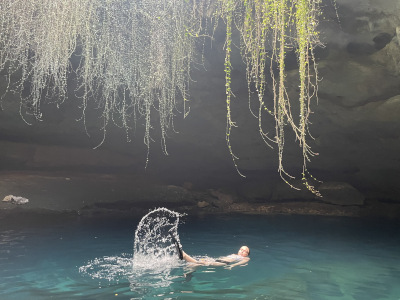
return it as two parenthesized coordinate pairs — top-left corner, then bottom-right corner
(238, 246), (250, 257)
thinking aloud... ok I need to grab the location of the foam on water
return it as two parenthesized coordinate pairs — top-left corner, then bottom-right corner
(79, 253), (133, 282)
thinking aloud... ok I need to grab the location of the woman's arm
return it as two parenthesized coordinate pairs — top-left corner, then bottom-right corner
(225, 257), (250, 269)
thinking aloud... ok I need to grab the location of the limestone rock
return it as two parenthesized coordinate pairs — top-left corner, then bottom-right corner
(238, 180), (273, 202)
(197, 200), (210, 208)
(182, 182), (194, 190)
(318, 182), (365, 206)
(317, 55), (399, 108)
(209, 189), (236, 208)
(2, 195), (29, 205)
(371, 39), (400, 75)
(270, 180), (317, 202)
(1, 0), (400, 209)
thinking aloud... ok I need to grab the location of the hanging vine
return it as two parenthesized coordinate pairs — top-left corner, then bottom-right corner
(0, 0), (209, 165)
(0, 0), (323, 194)
(294, 0), (322, 196)
(218, 0), (322, 195)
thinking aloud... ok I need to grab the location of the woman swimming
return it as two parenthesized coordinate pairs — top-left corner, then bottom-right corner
(181, 246), (250, 269)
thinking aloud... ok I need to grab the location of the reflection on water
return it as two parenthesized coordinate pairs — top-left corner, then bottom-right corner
(0, 214), (399, 299)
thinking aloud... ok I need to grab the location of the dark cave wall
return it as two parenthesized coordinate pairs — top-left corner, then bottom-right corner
(0, 0), (400, 205)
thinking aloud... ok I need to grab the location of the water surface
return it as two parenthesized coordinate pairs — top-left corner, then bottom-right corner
(0, 213), (399, 299)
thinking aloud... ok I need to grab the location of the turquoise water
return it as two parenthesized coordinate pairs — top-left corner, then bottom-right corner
(0, 213), (399, 299)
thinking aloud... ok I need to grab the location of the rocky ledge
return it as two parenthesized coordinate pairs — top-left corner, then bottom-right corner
(1, 172), (399, 221)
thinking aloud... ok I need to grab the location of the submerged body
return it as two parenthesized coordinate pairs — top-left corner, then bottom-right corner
(182, 246), (250, 269)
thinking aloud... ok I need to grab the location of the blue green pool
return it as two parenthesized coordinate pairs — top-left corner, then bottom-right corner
(0, 212), (399, 299)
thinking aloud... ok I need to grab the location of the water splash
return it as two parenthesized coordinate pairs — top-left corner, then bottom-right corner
(79, 253), (133, 282)
(79, 208), (185, 297)
(129, 208), (185, 295)
(133, 207), (183, 262)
